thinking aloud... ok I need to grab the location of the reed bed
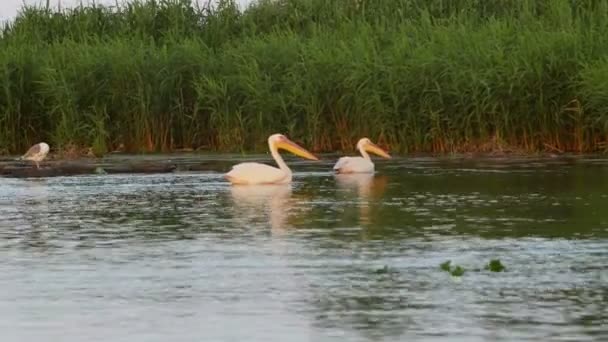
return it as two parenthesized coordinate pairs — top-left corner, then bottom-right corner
(2, 0), (608, 155)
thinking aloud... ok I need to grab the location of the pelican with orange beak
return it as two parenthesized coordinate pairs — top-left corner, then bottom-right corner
(225, 134), (319, 185)
(333, 138), (391, 174)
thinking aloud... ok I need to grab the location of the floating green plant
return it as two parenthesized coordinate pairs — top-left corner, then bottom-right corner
(485, 259), (506, 272)
(450, 266), (465, 277)
(375, 265), (389, 274)
(440, 260), (465, 277)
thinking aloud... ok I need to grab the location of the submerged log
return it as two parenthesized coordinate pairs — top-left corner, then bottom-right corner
(0, 160), (177, 178)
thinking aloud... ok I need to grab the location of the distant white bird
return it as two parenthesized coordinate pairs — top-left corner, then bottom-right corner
(333, 138), (391, 174)
(19, 142), (50, 169)
(225, 134), (319, 185)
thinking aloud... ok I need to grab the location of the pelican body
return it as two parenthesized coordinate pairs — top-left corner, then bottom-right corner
(225, 134), (318, 185)
(20, 142), (50, 169)
(333, 138), (391, 174)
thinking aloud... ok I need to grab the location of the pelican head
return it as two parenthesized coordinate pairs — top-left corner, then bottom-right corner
(356, 138), (391, 159)
(269, 134), (319, 161)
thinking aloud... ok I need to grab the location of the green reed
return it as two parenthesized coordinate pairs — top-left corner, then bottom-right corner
(2, 0), (608, 154)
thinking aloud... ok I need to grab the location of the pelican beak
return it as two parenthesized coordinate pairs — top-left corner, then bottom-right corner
(365, 141), (391, 159)
(277, 138), (319, 161)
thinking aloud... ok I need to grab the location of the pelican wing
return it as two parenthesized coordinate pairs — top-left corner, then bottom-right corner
(333, 156), (353, 170)
(225, 162), (289, 185)
(333, 156), (374, 173)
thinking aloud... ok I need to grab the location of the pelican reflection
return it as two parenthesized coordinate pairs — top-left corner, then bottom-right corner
(334, 173), (388, 225)
(5, 178), (53, 249)
(229, 184), (294, 234)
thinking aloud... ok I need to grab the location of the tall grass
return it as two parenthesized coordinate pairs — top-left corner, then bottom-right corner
(2, 0), (608, 154)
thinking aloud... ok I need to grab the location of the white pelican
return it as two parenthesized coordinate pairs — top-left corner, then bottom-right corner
(19, 142), (50, 169)
(225, 134), (319, 185)
(333, 138), (391, 174)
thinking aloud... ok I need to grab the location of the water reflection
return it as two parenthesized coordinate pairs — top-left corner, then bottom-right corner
(0, 156), (607, 341)
(306, 265), (413, 340)
(229, 184), (293, 234)
(334, 174), (388, 225)
(4, 178), (53, 250)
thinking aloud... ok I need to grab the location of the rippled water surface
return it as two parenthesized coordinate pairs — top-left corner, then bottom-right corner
(1, 154), (607, 341)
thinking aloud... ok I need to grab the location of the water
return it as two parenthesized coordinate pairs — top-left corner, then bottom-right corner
(0, 154), (607, 341)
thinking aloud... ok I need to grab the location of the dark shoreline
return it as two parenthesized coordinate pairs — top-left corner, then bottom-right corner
(1, 151), (604, 178)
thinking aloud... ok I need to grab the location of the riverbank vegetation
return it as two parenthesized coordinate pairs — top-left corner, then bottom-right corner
(2, 0), (608, 155)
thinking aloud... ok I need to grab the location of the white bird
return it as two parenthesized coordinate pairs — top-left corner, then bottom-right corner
(333, 138), (391, 174)
(225, 134), (319, 185)
(19, 142), (50, 169)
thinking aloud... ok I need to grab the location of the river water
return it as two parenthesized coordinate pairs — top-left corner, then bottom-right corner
(0, 154), (606, 341)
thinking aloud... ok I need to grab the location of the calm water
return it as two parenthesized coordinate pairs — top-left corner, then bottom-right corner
(0, 154), (607, 341)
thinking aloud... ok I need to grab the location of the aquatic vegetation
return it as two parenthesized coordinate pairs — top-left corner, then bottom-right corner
(3, 0), (608, 154)
(439, 260), (465, 277)
(450, 266), (465, 277)
(440, 261), (452, 272)
(441, 259), (508, 276)
(485, 259), (506, 272)
(374, 265), (400, 275)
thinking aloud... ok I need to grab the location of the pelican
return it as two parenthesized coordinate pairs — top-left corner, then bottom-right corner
(225, 134), (319, 185)
(333, 138), (391, 174)
(19, 142), (50, 169)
